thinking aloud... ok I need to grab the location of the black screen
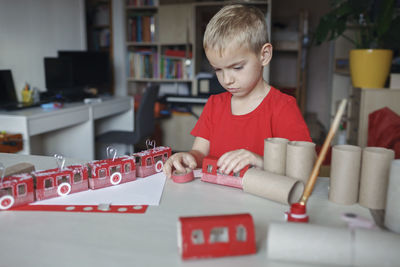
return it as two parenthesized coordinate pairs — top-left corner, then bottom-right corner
(44, 58), (74, 91)
(0, 70), (17, 105)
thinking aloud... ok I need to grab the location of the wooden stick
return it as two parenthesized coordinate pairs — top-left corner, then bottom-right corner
(300, 99), (347, 205)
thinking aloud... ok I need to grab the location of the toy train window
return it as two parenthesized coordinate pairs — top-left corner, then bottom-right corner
(236, 225), (247, 242)
(17, 183), (26, 196)
(154, 155), (162, 163)
(146, 158), (152, 166)
(124, 163), (131, 173)
(135, 157), (141, 166)
(233, 172), (240, 177)
(110, 165), (121, 175)
(44, 178), (53, 189)
(73, 172), (82, 183)
(99, 169), (106, 178)
(164, 153), (168, 161)
(191, 230), (205, 244)
(207, 164), (213, 173)
(57, 175), (70, 185)
(0, 187), (12, 197)
(209, 227), (229, 243)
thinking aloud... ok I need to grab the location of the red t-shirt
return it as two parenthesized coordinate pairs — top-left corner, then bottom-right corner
(191, 87), (311, 158)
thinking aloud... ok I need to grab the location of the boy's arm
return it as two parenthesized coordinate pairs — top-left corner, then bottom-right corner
(189, 137), (210, 168)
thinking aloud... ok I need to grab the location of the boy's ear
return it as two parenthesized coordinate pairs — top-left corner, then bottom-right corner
(260, 43), (273, 66)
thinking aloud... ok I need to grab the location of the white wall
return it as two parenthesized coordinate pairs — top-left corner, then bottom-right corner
(0, 0), (86, 99)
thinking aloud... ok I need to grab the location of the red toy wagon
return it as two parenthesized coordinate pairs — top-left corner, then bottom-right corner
(133, 146), (171, 178)
(0, 173), (35, 210)
(178, 213), (256, 260)
(201, 156), (250, 189)
(32, 165), (89, 201)
(87, 156), (136, 189)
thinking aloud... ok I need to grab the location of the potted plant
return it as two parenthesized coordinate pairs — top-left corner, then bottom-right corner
(314, 0), (400, 88)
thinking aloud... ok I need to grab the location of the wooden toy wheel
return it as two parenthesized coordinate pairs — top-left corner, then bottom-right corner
(110, 172), (122, 185)
(155, 160), (163, 173)
(0, 195), (14, 210)
(57, 182), (71, 196)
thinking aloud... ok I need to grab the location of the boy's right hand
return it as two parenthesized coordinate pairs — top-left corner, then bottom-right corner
(163, 152), (197, 179)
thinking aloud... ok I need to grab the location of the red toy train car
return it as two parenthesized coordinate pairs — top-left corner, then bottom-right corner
(178, 213), (256, 259)
(0, 173), (34, 210)
(133, 146), (171, 178)
(201, 156), (250, 189)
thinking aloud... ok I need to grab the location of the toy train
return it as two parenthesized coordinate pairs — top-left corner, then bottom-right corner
(0, 146), (171, 210)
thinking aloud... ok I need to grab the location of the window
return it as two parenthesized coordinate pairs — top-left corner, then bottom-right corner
(209, 227), (229, 243)
(207, 164), (213, 173)
(44, 178), (53, 189)
(163, 153), (168, 161)
(146, 157), (152, 166)
(154, 155), (162, 163)
(0, 187), (12, 196)
(99, 169), (106, 178)
(233, 171), (240, 177)
(17, 184), (26, 195)
(73, 172), (82, 183)
(191, 229), (205, 245)
(236, 225), (247, 242)
(57, 175), (69, 185)
(124, 163), (131, 173)
(110, 165), (121, 175)
(135, 156), (141, 166)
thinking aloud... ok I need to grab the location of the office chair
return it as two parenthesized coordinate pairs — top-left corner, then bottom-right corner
(96, 85), (160, 154)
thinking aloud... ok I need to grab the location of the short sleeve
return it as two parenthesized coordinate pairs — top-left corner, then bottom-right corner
(190, 96), (214, 141)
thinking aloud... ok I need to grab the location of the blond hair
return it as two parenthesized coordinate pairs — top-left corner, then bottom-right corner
(203, 4), (268, 55)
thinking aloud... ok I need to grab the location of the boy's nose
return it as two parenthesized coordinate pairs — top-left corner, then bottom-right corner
(223, 72), (234, 85)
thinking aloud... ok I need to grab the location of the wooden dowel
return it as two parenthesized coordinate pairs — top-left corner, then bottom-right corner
(300, 99), (347, 205)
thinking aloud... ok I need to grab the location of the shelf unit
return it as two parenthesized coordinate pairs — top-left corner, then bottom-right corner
(270, 10), (309, 113)
(124, 1), (194, 96)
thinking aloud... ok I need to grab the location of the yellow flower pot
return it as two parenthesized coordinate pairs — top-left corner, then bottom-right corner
(349, 49), (393, 88)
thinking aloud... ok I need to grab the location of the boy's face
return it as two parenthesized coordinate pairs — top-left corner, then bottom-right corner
(205, 44), (268, 98)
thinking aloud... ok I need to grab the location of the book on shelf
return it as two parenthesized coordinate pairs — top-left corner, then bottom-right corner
(128, 49), (158, 79)
(160, 57), (192, 80)
(127, 14), (155, 42)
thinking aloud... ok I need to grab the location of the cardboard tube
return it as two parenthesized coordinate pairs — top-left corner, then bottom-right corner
(266, 223), (400, 266)
(264, 137), (289, 175)
(286, 141), (316, 184)
(384, 159), (400, 233)
(329, 145), (362, 205)
(359, 147), (395, 209)
(242, 168), (303, 205)
(354, 228), (400, 266)
(266, 223), (352, 266)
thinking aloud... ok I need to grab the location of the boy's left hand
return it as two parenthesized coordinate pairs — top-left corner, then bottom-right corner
(217, 149), (263, 175)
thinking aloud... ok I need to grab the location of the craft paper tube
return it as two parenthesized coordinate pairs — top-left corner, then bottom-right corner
(242, 168), (303, 205)
(329, 145), (362, 205)
(264, 137), (289, 175)
(359, 147), (395, 209)
(384, 159), (400, 233)
(266, 223), (400, 266)
(354, 228), (400, 266)
(266, 223), (352, 266)
(285, 141), (316, 184)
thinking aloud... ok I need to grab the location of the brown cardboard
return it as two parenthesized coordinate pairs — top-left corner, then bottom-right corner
(263, 137), (288, 175)
(384, 159), (400, 233)
(285, 141), (316, 184)
(4, 162), (35, 177)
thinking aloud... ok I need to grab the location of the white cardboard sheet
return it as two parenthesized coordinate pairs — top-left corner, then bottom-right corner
(31, 173), (166, 206)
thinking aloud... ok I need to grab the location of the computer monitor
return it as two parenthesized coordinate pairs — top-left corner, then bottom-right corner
(44, 57), (74, 92)
(58, 51), (112, 94)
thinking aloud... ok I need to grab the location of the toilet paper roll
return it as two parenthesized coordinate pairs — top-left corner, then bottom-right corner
(329, 145), (362, 205)
(242, 168), (303, 205)
(384, 159), (400, 233)
(266, 223), (400, 266)
(354, 228), (400, 266)
(264, 137), (289, 175)
(285, 141), (316, 184)
(266, 223), (352, 266)
(359, 147), (395, 209)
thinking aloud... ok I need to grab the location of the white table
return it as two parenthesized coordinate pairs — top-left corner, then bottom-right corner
(0, 153), (374, 267)
(0, 96), (134, 160)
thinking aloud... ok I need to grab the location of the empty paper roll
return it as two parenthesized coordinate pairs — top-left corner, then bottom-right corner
(264, 137), (289, 175)
(267, 223), (352, 266)
(242, 168), (303, 205)
(285, 141), (316, 184)
(359, 147), (395, 209)
(384, 159), (400, 233)
(329, 145), (362, 205)
(354, 228), (400, 266)
(266, 223), (400, 266)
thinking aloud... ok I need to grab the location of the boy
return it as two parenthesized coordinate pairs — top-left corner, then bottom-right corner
(164, 4), (311, 178)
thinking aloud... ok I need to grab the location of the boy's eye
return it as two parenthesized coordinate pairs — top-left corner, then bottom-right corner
(214, 68), (221, 72)
(233, 66), (243, 70)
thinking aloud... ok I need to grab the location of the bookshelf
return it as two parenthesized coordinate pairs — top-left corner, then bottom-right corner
(125, 1), (194, 96)
(86, 0), (112, 51)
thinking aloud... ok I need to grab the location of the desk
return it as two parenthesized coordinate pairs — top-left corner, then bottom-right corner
(0, 97), (134, 160)
(0, 153), (374, 267)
